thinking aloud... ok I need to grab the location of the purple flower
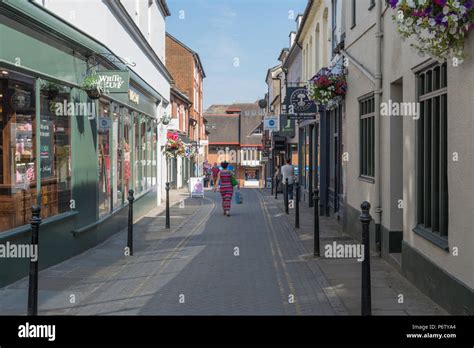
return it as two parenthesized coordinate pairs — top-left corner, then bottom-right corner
(389, 0), (399, 8)
(434, 0), (447, 6)
(435, 13), (444, 24)
(465, 0), (473, 9)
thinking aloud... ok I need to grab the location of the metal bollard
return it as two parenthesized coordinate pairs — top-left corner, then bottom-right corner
(313, 189), (320, 257)
(127, 189), (134, 256)
(295, 182), (300, 229)
(360, 201), (372, 316)
(274, 179), (278, 199)
(165, 182), (170, 229)
(285, 178), (289, 214)
(27, 205), (41, 316)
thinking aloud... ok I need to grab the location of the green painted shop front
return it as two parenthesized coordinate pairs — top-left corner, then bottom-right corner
(0, 1), (165, 286)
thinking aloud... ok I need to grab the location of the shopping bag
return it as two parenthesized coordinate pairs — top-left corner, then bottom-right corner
(234, 191), (243, 204)
(230, 175), (238, 187)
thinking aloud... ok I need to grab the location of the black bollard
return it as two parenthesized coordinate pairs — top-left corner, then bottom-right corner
(285, 178), (289, 214)
(295, 182), (300, 228)
(360, 201), (372, 316)
(165, 182), (170, 229)
(313, 189), (320, 257)
(127, 189), (134, 256)
(275, 178), (278, 199)
(27, 205), (41, 316)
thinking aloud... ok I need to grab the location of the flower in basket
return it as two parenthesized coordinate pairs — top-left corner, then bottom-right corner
(82, 75), (104, 99)
(184, 144), (197, 158)
(307, 68), (347, 107)
(389, 0), (474, 60)
(167, 131), (179, 142)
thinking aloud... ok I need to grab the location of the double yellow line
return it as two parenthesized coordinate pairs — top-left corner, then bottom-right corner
(257, 192), (302, 315)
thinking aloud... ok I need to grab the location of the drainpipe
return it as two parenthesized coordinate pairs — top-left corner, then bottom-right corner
(374, 0), (383, 253)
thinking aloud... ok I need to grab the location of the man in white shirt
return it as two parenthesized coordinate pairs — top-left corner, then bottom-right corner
(281, 159), (295, 200)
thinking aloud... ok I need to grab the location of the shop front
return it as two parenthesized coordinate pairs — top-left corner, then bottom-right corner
(0, 2), (166, 287)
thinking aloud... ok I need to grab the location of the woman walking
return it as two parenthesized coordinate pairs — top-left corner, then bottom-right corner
(214, 161), (234, 216)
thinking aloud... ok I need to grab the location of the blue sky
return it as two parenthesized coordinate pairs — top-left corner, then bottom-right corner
(166, 0), (307, 109)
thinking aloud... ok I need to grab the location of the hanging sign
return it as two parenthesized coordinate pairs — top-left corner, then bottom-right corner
(96, 71), (129, 93)
(264, 117), (279, 131)
(285, 87), (317, 120)
(40, 118), (54, 178)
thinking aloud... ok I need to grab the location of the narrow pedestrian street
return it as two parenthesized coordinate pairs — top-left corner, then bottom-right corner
(0, 189), (340, 315)
(1, 188), (446, 316)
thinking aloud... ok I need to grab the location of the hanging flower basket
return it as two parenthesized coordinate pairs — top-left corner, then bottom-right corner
(389, 0), (474, 61)
(165, 131), (185, 158)
(307, 68), (347, 108)
(184, 144), (197, 159)
(82, 74), (104, 100)
(41, 82), (60, 100)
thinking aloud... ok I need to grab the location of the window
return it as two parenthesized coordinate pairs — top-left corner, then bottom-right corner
(351, 0), (356, 28)
(360, 95), (375, 178)
(112, 104), (122, 209)
(0, 71), (36, 231)
(123, 110), (132, 200)
(98, 101), (111, 216)
(40, 80), (72, 217)
(0, 71), (72, 232)
(332, 0), (338, 53)
(416, 62), (448, 241)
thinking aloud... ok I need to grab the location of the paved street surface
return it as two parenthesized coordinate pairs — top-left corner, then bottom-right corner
(0, 188), (446, 315)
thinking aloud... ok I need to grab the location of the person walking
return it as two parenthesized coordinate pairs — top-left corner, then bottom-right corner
(274, 165), (282, 193)
(281, 159), (295, 200)
(214, 161), (235, 216)
(211, 162), (220, 187)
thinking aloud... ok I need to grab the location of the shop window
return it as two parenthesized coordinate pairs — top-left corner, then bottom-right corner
(134, 112), (144, 195)
(123, 110), (132, 200)
(416, 62), (448, 241)
(98, 101), (111, 216)
(0, 71), (36, 231)
(112, 104), (122, 209)
(141, 118), (147, 191)
(39, 80), (72, 218)
(360, 95), (375, 178)
(145, 118), (154, 189)
(152, 124), (157, 186)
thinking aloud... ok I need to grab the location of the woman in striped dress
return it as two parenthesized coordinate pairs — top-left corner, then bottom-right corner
(214, 162), (234, 216)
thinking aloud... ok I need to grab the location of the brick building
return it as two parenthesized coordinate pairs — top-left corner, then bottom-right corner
(205, 103), (264, 188)
(165, 33), (207, 176)
(167, 84), (192, 188)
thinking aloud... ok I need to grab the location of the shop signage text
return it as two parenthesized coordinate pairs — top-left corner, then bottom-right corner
(128, 90), (140, 104)
(96, 71), (129, 93)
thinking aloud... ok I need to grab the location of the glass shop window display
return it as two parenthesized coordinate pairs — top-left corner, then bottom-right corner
(39, 79), (72, 219)
(0, 70), (36, 232)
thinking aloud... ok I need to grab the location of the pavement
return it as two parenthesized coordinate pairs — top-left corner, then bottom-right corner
(264, 187), (448, 315)
(0, 187), (447, 315)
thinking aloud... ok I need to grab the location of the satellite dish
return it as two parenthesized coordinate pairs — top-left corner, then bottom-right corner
(258, 99), (267, 109)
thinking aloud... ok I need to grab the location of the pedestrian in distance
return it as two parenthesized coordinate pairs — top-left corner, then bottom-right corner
(281, 158), (295, 200)
(214, 161), (237, 216)
(211, 162), (220, 187)
(274, 165), (281, 192)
